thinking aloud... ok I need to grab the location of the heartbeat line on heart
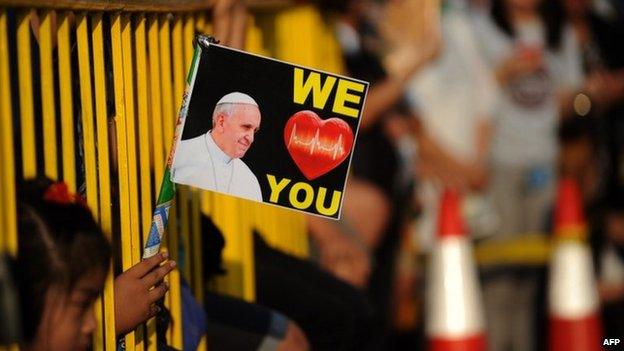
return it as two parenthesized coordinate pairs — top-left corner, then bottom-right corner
(287, 123), (345, 160)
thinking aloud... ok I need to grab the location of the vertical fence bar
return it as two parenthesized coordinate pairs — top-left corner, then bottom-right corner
(57, 11), (77, 192)
(155, 14), (174, 345)
(170, 228), (185, 351)
(0, 90), (4, 254)
(260, 205), (276, 248)
(0, 9), (6, 253)
(194, 209), (204, 347)
(178, 187), (191, 282)
(148, 14), (165, 350)
(17, 10), (36, 178)
(294, 212), (309, 257)
(320, 23), (344, 74)
(92, 12), (117, 350)
(135, 14), (158, 351)
(245, 16), (267, 56)
(213, 195), (239, 297)
(195, 12), (205, 35)
(213, 195), (254, 300)
(120, 13), (144, 349)
(145, 10), (175, 328)
(0, 128), (3, 254)
(147, 15), (164, 193)
(76, 12), (99, 217)
(172, 16), (184, 113)
(0, 9), (17, 256)
(77, 12), (104, 350)
(190, 189), (203, 301)
(158, 15), (174, 147)
(241, 200), (256, 302)
(183, 15), (194, 73)
(201, 191), (212, 215)
(120, 12), (142, 279)
(134, 13), (152, 266)
(110, 12), (136, 351)
(158, 14), (183, 349)
(39, 10), (59, 180)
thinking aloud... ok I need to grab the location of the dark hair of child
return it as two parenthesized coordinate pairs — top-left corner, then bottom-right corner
(15, 178), (111, 342)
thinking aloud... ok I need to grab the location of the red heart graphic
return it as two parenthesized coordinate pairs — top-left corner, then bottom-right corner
(284, 110), (354, 180)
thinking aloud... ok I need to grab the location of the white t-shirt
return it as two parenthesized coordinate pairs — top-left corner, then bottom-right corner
(171, 132), (263, 202)
(471, 12), (583, 166)
(408, 8), (497, 161)
(408, 7), (498, 252)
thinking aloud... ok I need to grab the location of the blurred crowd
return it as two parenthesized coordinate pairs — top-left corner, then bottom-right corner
(304, 0), (624, 350)
(5, 0), (624, 350)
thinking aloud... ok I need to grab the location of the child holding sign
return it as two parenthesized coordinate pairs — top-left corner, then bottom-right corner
(15, 178), (177, 349)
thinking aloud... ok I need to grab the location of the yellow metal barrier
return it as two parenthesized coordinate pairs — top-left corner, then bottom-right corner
(57, 11), (77, 192)
(135, 13), (158, 350)
(0, 5), (204, 349)
(76, 12), (99, 219)
(92, 12), (118, 350)
(39, 10), (57, 180)
(1, 1), (325, 350)
(111, 12), (140, 350)
(0, 10), (5, 254)
(0, 9), (17, 256)
(76, 13), (106, 350)
(17, 10), (36, 179)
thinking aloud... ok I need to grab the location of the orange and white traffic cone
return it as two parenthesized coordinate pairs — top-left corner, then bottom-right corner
(426, 189), (486, 351)
(548, 178), (602, 351)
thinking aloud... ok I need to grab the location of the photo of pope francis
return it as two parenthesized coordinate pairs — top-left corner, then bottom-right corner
(171, 92), (263, 201)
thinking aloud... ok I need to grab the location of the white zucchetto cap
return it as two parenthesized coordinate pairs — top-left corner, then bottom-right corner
(216, 92), (258, 107)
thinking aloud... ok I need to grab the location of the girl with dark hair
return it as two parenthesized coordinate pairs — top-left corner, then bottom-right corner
(470, 0), (584, 350)
(16, 178), (111, 351)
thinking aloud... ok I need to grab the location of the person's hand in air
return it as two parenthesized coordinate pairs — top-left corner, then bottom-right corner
(496, 44), (544, 86)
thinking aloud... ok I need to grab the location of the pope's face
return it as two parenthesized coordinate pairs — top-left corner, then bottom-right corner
(214, 104), (261, 159)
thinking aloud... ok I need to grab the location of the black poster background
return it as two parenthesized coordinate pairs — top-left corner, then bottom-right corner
(179, 44), (367, 218)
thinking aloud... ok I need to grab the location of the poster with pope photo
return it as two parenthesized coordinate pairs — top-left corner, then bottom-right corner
(170, 42), (368, 219)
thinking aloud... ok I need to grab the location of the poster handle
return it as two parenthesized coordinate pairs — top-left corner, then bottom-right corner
(142, 35), (215, 259)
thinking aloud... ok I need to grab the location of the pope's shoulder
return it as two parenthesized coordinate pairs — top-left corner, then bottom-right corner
(233, 158), (259, 181)
(232, 158), (263, 201)
(172, 134), (206, 168)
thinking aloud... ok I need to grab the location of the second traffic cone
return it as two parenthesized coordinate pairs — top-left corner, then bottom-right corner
(426, 189), (486, 351)
(548, 178), (602, 351)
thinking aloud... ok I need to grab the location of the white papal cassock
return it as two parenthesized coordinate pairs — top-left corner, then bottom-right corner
(171, 131), (263, 202)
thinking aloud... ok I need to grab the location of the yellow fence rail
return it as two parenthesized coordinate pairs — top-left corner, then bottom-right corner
(0, 1), (341, 350)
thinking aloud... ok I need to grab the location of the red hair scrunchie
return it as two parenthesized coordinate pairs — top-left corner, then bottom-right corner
(43, 182), (88, 208)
